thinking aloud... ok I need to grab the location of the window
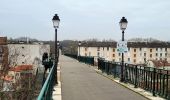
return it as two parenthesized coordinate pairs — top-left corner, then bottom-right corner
(160, 48), (162, 51)
(165, 53), (167, 57)
(97, 47), (100, 51)
(103, 47), (104, 50)
(113, 48), (115, 52)
(22, 46), (24, 49)
(85, 53), (87, 56)
(22, 54), (25, 57)
(144, 53), (146, 57)
(119, 58), (121, 61)
(0, 54), (3, 63)
(144, 58), (146, 62)
(89, 52), (91, 56)
(150, 49), (152, 52)
(0, 47), (2, 53)
(139, 48), (142, 51)
(112, 54), (115, 57)
(160, 53), (162, 57)
(107, 47), (109, 51)
(165, 48), (167, 51)
(119, 53), (121, 56)
(22, 62), (24, 64)
(156, 48), (158, 51)
(128, 58), (130, 62)
(85, 48), (87, 51)
(156, 58), (158, 60)
(134, 54), (136, 57)
(97, 52), (100, 57)
(134, 49), (136, 52)
(128, 48), (130, 51)
(134, 59), (136, 63)
(150, 54), (152, 58)
(140, 53), (142, 56)
(156, 53), (158, 56)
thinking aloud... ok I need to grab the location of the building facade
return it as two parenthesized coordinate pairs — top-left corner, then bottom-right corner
(78, 42), (170, 64)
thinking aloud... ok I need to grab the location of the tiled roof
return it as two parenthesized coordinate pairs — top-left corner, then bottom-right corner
(0, 37), (7, 45)
(149, 60), (170, 68)
(80, 42), (117, 47)
(128, 42), (170, 48)
(80, 41), (170, 48)
(1, 75), (13, 81)
(9, 65), (33, 72)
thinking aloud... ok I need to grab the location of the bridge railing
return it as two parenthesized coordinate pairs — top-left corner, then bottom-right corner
(64, 54), (94, 65)
(37, 63), (56, 100)
(97, 58), (170, 99)
(64, 54), (77, 59)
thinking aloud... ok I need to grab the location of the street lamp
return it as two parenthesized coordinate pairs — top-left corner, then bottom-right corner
(78, 41), (81, 56)
(52, 14), (60, 84)
(57, 41), (60, 59)
(77, 41), (81, 60)
(119, 17), (128, 82)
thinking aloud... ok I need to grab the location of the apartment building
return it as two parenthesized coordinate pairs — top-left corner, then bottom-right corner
(78, 42), (170, 64)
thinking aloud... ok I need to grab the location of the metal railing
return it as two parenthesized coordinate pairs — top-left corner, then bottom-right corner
(98, 58), (170, 99)
(37, 63), (56, 100)
(125, 64), (170, 98)
(78, 56), (94, 65)
(64, 54), (77, 59)
(64, 54), (94, 65)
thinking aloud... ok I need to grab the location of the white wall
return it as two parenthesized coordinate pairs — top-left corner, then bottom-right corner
(8, 44), (50, 74)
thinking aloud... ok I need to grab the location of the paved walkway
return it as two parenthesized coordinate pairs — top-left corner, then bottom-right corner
(60, 55), (148, 100)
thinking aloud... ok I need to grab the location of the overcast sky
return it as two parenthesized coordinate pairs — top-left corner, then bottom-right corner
(0, 0), (170, 41)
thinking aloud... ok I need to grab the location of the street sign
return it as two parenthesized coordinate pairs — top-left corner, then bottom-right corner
(117, 40), (128, 53)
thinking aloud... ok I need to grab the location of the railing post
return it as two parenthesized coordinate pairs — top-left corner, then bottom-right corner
(134, 65), (138, 88)
(162, 72), (165, 96)
(124, 63), (127, 83)
(153, 68), (156, 96)
(166, 70), (169, 98)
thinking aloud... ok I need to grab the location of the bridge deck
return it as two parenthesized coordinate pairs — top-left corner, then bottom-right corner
(60, 55), (147, 100)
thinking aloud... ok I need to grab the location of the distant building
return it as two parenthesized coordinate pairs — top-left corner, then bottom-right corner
(8, 65), (33, 90)
(0, 37), (8, 73)
(78, 42), (170, 64)
(147, 60), (170, 70)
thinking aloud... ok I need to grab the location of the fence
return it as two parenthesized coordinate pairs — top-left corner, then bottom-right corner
(98, 58), (170, 99)
(64, 54), (94, 65)
(64, 54), (77, 59)
(125, 64), (170, 99)
(98, 58), (121, 78)
(37, 63), (56, 100)
(78, 56), (94, 65)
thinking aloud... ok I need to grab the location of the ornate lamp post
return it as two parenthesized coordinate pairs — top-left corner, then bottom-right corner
(52, 14), (60, 84)
(57, 41), (60, 59)
(119, 17), (128, 82)
(78, 41), (81, 56)
(77, 41), (81, 60)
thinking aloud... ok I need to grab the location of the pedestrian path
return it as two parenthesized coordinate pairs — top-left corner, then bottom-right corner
(60, 55), (148, 100)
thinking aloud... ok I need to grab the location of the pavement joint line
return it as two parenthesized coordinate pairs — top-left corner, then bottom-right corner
(94, 68), (166, 100)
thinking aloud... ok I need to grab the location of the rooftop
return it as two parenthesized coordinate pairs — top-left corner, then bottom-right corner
(80, 41), (170, 48)
(9, 65), (33, 72)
